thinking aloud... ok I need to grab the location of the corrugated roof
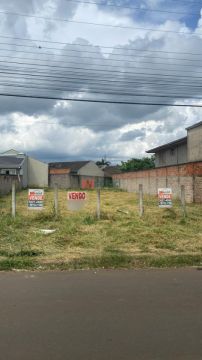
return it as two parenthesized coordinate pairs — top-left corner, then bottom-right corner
(0, 156), (24, 169)
(147, 137), (187, 153)
(49, 161), (90, 173)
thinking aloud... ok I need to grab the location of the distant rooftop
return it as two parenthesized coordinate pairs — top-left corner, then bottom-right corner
(104, 166), (122, 176)
(49, 161), (90, 173)
(0, 156), (24, 169)
(147, 137), (187, 153)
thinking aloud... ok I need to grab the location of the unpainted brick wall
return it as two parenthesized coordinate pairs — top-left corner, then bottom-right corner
(113, 162), (202, 203)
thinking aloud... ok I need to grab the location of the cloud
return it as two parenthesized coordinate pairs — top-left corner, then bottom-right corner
(0, 0), (202, 162)
(119, 129), (145, 141)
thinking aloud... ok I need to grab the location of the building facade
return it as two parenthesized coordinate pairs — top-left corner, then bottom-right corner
(147, 121), (202, 167)
(49, 161), (104, 189)
(0, 149), (48, 194)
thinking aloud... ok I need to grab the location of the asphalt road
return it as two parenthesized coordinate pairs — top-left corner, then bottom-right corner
(0, 269), (202, 360)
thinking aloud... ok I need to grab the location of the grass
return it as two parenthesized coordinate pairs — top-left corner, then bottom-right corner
(0, 189), (202, 270)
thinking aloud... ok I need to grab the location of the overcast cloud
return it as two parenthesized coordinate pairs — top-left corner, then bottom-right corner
(0, 0), (202, 162)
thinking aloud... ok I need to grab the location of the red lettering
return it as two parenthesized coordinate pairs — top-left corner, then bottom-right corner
(68, 192), (86, 200)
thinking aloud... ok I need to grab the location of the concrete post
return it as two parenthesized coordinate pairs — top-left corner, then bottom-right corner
(97, 188), (101, 220)
(139, 184), (144, 217)
(12, 180), (16, 218)
(54, 183), (58, 216)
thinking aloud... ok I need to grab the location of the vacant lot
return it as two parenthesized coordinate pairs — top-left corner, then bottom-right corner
(0, 189), (202, 270)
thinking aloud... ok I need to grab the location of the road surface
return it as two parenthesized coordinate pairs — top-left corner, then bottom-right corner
(0, 269), (202, 360)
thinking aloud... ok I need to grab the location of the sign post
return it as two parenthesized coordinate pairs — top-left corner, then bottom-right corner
(158, 188), (172, 208)
(96, 188), (101, 220)
(180, 185), (187, 217)
(139, 184), (144, 217)
(28, 189), (44, 210)
(12, 180), (16, 218)
(54, 183), (59, 216)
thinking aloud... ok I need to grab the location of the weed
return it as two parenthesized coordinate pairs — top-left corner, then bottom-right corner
(0, 189), (201, 270)
(162, 208), (177, 220)
(0, 258), (37, 271)
(82, 215), (96, 225)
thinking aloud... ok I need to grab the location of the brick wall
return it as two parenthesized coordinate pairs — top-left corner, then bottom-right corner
(112, 162), (202, 203)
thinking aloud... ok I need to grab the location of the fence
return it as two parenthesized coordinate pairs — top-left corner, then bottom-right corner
(2, 182), (189, 220)
(112, 161), (202, 203)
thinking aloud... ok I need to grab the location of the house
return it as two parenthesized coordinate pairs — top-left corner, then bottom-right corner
(49, 161), (104, 189)
(147, 121), (202, 167)
(0, 149), (48, 194)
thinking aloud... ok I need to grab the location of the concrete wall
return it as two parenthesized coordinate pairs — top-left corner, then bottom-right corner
(49, 173), (71, 188)
(27, 157), (48, 187)
(187, 125), (202, 162)
(113, 162), (202, 203)
(49, 174), (104, 189)
(0, 175), (22, 195)
(21, 157), (28, 187)
(155, 142), (187, 167)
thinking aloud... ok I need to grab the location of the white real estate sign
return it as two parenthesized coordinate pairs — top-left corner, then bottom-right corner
(28, 189), (44, 210)
(67, 191), (87, 211)
(158, 188), (172, 208)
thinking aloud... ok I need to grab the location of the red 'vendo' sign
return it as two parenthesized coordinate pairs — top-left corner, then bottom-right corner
(67, 192), (86, 201)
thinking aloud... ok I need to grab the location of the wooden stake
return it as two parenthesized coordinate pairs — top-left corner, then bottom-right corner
(12, 180), (16, 218)
(139, 184), (144, 217)
(97, 188), (101, 220)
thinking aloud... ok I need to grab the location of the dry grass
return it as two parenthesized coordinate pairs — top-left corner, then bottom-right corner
(0, 188), (202, 270)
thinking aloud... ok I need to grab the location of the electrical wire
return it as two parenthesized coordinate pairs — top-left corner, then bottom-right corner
(1, 34), (202, 57)
(2, 58), (202, 83)
(0, 92), (201, 107)
(2, 41), (202, 64)
(0, 10), (201, 37)
(62, 0), (202, 16)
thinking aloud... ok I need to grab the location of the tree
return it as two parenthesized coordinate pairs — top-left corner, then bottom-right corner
(96, 158), (111, 167)
(121, 155), (155, 172)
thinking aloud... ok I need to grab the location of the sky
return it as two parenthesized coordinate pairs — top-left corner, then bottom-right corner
(0, 0), (202, 163)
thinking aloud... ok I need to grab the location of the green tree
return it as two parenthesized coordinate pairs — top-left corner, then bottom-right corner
(121, 155), (155, 172)
(96, 158), (111, 167)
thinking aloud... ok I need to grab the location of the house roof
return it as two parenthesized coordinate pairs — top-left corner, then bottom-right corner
(0, 156), (24, 169)
(186, 121), (202, 131)
(49, 161), (90, 173)
(104, 166), (122, 177)
(147, 137), (187, 153)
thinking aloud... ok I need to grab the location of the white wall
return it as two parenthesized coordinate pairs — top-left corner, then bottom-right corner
(28, 157), (48, 187)
(187, 125), (202, 162)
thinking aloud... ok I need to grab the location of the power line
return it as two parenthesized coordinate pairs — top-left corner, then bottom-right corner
(0, 10), (201, 37)
(62, 0), (201, 16)
(2, 67), (202, 93)
(0, 80), (201, 102)
(1, 42), (202, 65)
(1, 81), (202, 101)
(0, 92), (202, 107)
(2, 68), (202, 90)
(1, 34), (202, 57)
(0, 42), (202, 66)
(3, 58), (202, 83)
(2, 47), (202, 77)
